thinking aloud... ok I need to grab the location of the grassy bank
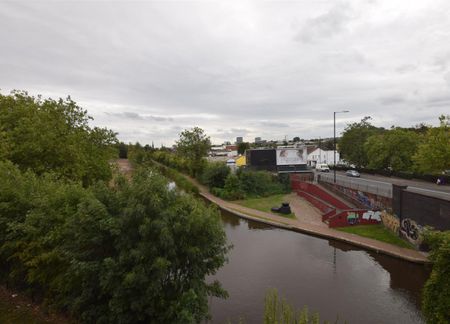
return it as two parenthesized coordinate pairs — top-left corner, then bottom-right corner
(234, 194), (295, 219)
(336, 225), (414, 249)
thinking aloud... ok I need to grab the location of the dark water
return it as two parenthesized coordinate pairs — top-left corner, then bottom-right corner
(208, 210), (430, 324)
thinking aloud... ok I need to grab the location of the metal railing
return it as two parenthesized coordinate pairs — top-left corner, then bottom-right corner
(318, 173), (393, 198)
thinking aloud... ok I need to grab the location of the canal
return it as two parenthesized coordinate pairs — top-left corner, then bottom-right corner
(209, 210), (430, 324)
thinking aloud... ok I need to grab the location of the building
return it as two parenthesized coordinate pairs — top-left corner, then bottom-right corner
(307, 148), (340, 166)
(236, 137), (243, 144)
(254, 137), (262, 143)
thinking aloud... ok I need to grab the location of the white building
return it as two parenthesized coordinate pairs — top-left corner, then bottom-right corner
(307, 148), (340, 166)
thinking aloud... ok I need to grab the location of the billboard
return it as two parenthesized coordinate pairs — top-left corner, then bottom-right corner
(276, 148), (306, 166)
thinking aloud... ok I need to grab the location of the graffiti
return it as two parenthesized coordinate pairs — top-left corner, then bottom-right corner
(400, 218), (422, 244)
(347, 212), (359, 225)
(362, 210), (381, 222)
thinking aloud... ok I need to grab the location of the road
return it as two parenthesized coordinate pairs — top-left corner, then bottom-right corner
(320, 170), (450, 200)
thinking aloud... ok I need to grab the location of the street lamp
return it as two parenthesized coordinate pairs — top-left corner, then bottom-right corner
(334, 110), (349, 183)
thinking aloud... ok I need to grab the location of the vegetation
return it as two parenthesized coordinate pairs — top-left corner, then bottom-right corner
(0, 91), (117, 186)
(212, 169), (288, 200)
(365, 128), (420, 172)
(340, 115), (450, 176)
(422, 230), (450, 324)
(339, 116), (383, 168)
(0, 93), (229, 323)
(234, 194), (295, 219)
(264, 289), (342, 324)
(413, 115), (450, 174)
(176, 127), (211, 177)
(336, 225), (413, 249)
(237, 142), (250, 154)
(0, 162), (228, 323)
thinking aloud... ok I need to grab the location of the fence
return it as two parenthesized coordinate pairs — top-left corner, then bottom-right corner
(318, 173), (392, 198)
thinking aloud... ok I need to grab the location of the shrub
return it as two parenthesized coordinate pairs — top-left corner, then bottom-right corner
(0, 162), (228, 323)
(200, 162), (230, 189)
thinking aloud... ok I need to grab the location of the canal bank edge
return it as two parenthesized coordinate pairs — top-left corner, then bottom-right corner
(145, 159), (430, 264)
(199, 192), (430, 264)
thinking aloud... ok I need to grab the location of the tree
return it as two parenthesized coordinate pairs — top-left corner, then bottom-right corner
(293, 137), (301, 142)
(237, 142), (250, 155)
(365, 128), (420, 171)
(176, 127), (211, 176)
(413, 115), (450, 174)
(0, 91), (117, 186)
(339, 117), (383, 167)
(0, 162), (229, 323)
(118, 142), (128, 159)
(422, 230), (450, 324)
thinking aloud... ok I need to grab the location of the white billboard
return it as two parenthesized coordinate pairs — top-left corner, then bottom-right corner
(276, 148), (307, 166)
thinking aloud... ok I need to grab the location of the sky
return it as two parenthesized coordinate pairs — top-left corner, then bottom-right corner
(1, 0), (450, 146)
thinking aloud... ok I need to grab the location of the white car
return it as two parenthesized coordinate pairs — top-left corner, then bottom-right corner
(315, 164), (330, 172)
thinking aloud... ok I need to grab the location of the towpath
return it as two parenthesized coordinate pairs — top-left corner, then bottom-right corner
(120, 159), (429, 264)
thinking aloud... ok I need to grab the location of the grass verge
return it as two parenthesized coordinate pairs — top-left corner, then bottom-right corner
(336, 224), (414, 249)
(233, 194), (296, 219)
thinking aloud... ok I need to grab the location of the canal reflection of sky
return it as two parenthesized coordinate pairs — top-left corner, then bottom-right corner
(209, 212), (430, 324)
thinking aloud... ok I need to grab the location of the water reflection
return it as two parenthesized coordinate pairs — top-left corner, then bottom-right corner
(210, 210), (430, 324)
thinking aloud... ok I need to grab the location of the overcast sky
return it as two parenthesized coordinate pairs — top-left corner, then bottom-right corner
(1, 0), (449, 145)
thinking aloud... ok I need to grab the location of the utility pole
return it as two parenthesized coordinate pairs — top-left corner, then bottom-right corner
(334, 110), (349, 183)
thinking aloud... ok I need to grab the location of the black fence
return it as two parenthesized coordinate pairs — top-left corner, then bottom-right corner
(393, 184), (450, 231)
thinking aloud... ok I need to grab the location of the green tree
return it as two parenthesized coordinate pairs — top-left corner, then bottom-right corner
(413, 115), (450, 174)
(237, 142), (250, 155)
(339, 116), (384, 167)
(118, 142), (128, 159)
(176, 127), (211, 177)
(0, 91), (117, 186)
(0, 162), (229, 323)
(201, 162), (230, 189)
(365, 128), (420, 171)
(422, 230), (450, 324)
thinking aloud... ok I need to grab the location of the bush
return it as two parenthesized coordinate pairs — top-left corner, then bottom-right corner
(0, 162), (228, 323)
(200, 162), (230, 189)
(422, 230), (450, 324)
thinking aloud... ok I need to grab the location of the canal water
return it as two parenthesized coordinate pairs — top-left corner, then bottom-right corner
(209, 210), (430, 324)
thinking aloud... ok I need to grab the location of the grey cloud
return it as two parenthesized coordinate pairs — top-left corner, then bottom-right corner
(1, 1), (449, 145)
(378, 95), (405, 105)
(260, 121), (290, 128)
(106, 112), (173, 122)
(295, 2), (352, 43)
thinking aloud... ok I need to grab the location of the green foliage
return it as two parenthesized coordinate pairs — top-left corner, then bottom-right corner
(176, 127), (211, 177)
(264, 289), (328, 324)
(422, 230), (450, 324)
(413, 115), (450, 174)
(237, 142), (250, 155)
(200, 162), (230, 189)
(0, 91), (117, 186)
(0, 162), (229, 323)
(365, 128), (420, 172)
(118, 142), (128, 159)
(215, 170), (287, 200)
(339, 117), (383, 167)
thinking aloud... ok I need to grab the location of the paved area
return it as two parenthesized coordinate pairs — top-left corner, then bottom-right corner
(120, 159), (429, 264)
(333, 170), (450, 194)
(194, 178), (429, 264)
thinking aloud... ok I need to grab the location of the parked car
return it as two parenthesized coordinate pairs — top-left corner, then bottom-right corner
(346, 170), (360, 177)
(315, 163), (330, 172)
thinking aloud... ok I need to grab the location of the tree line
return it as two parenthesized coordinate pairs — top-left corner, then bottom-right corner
(339, 115), (449, 174)
(0, 91), (229, 323)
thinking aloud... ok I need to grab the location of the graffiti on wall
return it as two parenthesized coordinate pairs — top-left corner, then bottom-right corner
(329, 183), (391, 210)
(362, 210), (381, 221)
(400, 218), (423, 244)
(346, 212), (358, 225)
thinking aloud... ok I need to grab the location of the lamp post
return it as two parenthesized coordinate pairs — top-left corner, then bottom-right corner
(334, 110), (349, 183)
